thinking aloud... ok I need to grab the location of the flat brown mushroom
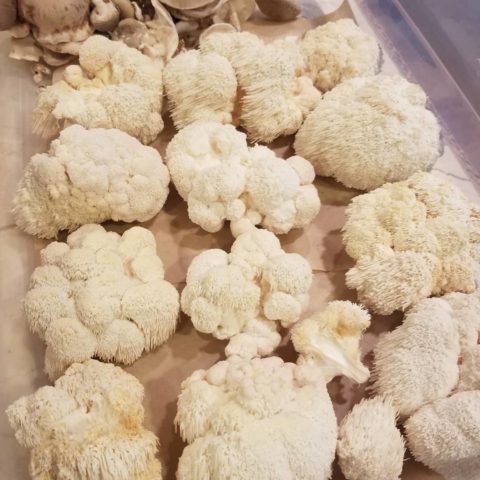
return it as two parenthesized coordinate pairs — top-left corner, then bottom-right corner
(256, 0), (301, 21)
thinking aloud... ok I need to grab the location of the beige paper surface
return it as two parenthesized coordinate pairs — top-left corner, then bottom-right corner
(0, 2), (465, 478)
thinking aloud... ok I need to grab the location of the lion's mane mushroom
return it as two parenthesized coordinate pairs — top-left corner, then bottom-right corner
(176, 356), (339, 480)
(372, 298), (461, 418)
(13, 125), (170, 238)
(175, 301), (372, 480)
(337, 290), (480, 480)
(181, 228), (313, 359)
(32, 35), (164, 143)
(405, 391), (480, 480)
(342, 172), (480, 314)
(163, 50), (238, 129)
(23, 224), (180, 379)
(300, 19), (381, 92)
(166, 122), (320, 235)
(291, 301), (371, 383)
(295, 74), (442, 191)
(200, 31), (321, 142)
(337, 397), (406, 480)
(372, 292), (480, 418)
(6, 360), (163, 479)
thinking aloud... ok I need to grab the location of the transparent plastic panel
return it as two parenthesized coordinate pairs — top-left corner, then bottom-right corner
(356, 0), (480, 190)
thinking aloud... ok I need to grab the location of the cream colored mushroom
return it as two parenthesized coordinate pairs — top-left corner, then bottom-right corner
(90, 0), (120, 32)
(256, 0), (301, 21)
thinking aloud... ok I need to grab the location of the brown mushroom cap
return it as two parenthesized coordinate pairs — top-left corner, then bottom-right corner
(113, 18), (148, 49)
(255, 0), (300, 21)
(19, 0), (90, 36)
(18, 0), (92, 49)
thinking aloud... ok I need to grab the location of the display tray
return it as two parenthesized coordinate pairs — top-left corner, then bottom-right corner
(0, 1), (476, 479)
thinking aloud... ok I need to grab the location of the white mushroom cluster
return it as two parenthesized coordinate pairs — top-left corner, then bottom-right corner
(166, 122), (321, 235)
(338, 291), (480, 480)
(175, 356), (338, 480)
(200, 31), (322, 142)
(337, 397), (405, 480)
(292, 300), (371, 383)
(295, 75), (443, 190)
(24, 225), (179, 379)
(405, 390), (480, 480)
(181, 228), (312, 359)
(163, 49), (238, 129)
(175, 300), (372, 479)
(160, 19), (380, 141)
(6, 360), (162, 480)
(342, 172), (480, 314)
(13, 125), (170, 239)
(33, 35), (164, 143)
(372, 293), (480, 417)
(300, 18), (381, 92)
